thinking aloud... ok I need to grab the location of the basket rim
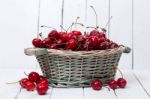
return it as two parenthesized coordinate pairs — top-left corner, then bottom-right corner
(24, 46), (126, 56)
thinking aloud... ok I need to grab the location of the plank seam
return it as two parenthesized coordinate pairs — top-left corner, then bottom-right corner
(132, 72), (150, 98)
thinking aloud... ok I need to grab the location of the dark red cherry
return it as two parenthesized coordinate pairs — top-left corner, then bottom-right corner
(89, 36), (99, 47)
(50, 44), (58, 49)
(28, 72), (40, 82)
(19, 78), (29, 88)
(36, 83), (48, 95)
(25, 81), (35, 91)
(66, 39), (78, 50)
(89, 30), (99, 36)
(32, 38), (42, 47)
(91, 79), (102, 90)
(117, 78), (127, 88)
(42, 38), (52, 47)
(72, 30), (82, 36)
(98, 41), (110, 50)
(48, 30), (59, 39)
(108, 80), (117, 89)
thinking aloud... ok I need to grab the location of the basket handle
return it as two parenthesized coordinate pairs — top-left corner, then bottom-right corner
(24, 48), (48, 56)
(120, 45), (131, 54)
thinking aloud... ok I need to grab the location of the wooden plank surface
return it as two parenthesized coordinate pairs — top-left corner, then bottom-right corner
(0, 69), (150, 99)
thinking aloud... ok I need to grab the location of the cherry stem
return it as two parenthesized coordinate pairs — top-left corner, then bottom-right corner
(104, 86), (110, 91)
(113, 89), (117, 97)
(6, 81), (19, 84)
(86, 26), (97, 30)
(90, 6), (98, 28)
(104, 16), (113, 29)
(67, 23), (74, 32)
(41, 25), (56, 30)
(60, 25), (67, 32)
(24, 72), (28, 76)
(117, 68), (124, 78)
(75, 16), (80, 30)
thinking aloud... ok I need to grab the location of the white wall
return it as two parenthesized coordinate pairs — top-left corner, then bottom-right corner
(0, 0), (149, 69)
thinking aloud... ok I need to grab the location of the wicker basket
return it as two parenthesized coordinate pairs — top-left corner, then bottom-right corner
(24, 46), (130, 88)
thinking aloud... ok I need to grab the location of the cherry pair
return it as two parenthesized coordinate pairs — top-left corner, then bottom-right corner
(19, 72), (48, 95)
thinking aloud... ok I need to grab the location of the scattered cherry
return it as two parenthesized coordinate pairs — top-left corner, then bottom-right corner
(108, 80), (117, 89)
(36, 83), (48, 95)
(91, 79), (102, 90)
(28, 72), (40, 82)
(25, 81), (35, 91)
(117, 78), (127, 88)
(19, 78), (29, 88)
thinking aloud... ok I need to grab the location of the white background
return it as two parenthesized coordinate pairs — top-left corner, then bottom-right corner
(0, 0), (149, 70)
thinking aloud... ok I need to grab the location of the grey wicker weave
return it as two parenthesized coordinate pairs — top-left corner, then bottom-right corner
(24, 46), (130, 88)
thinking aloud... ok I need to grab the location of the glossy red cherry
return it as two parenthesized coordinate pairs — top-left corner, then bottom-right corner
(25, 81), (35, 91)
(89, 36), (99, 47)
(66, 39), (78, 50)
(37, 79), (49, 85)
(98, 41), (110, 50)
(89, 30), (99, 36)
(110, 43), (119, 49)
(91, 79), (102, 90)
(42, 38), (52, 47)
(50, 44), (58, 49)
(28, 72), (40, 82)
(59, 32), (68, 42)
(108, 80), (117, 89)
(117, 78), (127, 88)
(19, 78), (29, 88)
(36, 75), (46, 83)
(98, 32), (106, 38)
(36, 83), (48, 95)
(72, 30), (82, 36)
(48, 30), (59, 39)
(32, 38), (42, 47)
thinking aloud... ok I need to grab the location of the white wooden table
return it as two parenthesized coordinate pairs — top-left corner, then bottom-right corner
(0, 69), (150, 99)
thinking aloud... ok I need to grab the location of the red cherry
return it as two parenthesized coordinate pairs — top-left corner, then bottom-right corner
(48, 30), (59, 39)
(108, 80), (117, 89)
(37, 79), (49, 85)
(19, 78), (29, 88)
(36, 83), (48, 95)
(72, 31), (82, 36)
(98, 41), (110, 50)
(66, 39), (78, 50)
(66, 33), (74, 41)
(117, 78), (127, 88)
(89, 36), (99, 47)
(28, 72), (40, 82)
(50, 44), (58, 49)
(89, 30), (99, 36)
(59, 32), (68, 42)
(42, 38), (52, 47)
(25, 81), (35, 91)
(110, 43), (119, 49)
(77, 35), (86, 43)
(32, 38), (42, 47)
(91, 79), (102, 90)
(36, 75), (46, 84)
(98, 32), (106, 38)
(98, 37), (106, 44)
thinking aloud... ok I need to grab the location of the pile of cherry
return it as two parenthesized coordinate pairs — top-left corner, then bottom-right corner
(32, 29), (119, 51)
(19, 72), (48, 95)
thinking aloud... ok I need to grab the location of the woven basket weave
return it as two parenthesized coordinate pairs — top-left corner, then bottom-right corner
(24, 46), (130, 88)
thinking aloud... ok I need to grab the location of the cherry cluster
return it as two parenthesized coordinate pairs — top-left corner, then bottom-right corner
(91, 78), (127, 90)
(32, 29), (119, 51)
(19, 72), (48, 95)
